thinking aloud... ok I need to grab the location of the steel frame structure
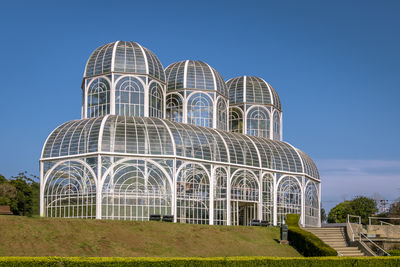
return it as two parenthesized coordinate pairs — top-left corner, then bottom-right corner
(40, 41), (321, 227)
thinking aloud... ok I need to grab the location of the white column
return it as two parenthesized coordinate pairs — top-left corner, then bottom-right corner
(39, 161), (44, 217)
(212, 98), (217, 129)
(144, 77), (149, 117)
(110, 74), (115, 115)
(173, 159), (177, 223)
(280, 112), (283, 141)
(83, 79), (88, 118)
(258, 172), (262, 220)
(273, 175), (278, 226)
(209, 166), (214, 225)
(270, 110), (273, 139)
(301, 176), (305, 227)
(96, 155), (102, 219)
(163, 85), (166, 119)
(318, 182), (322, 227)
(227, 167), (231, 225)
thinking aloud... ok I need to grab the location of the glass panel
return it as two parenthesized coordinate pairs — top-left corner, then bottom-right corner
(115, 76), (144, 116)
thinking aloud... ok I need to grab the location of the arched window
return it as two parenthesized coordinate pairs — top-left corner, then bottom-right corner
(277, 176), (302, 225)
(187, 92), (213, 128)
(166, 93), (183, 123)
(44, 160), (96, 218)
(102, 160), (172, 221)
(273, 111), (281, 140)
(149, 82), (164, 118)
(176, 164), (209, 224)
(115, 76), (144, 116)
(214, 167), (227, 225)
(305, 181), (319, 227)
(87, 77), (110, 118)
(246, 106), (270, 138)
(262, 173), (274, 223)
(229, 107), (243, 133)
(216, 98), (228, 131)
(231, 170), (259, 202)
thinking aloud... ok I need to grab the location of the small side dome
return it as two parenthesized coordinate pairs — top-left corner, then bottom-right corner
(227, 76), (281, 110)
(84, 41), (165, 82)
(165, 60), (227, 97)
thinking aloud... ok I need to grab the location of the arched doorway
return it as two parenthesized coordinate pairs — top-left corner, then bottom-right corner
(230, 169), (259, 225)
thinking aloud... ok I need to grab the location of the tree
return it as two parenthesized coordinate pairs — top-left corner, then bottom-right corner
(0, 174), (7, 184)
(349, 196), (378, 224)
(10, 176), (32, 216)
(0, 182), (16, 206)
(327, 201), (352, 223)
(388, 201), (400, 224)
(327, 196), (378, 224)
(8, 172), (39, 216)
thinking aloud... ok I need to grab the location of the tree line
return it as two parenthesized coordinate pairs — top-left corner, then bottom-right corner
(0, 172), (39, 216)
(326, 196), (400, 225)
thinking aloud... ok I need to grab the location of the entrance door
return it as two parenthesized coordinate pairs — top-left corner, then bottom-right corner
(231, 201), (257, 226)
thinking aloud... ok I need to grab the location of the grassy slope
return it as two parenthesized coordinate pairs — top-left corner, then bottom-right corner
(0, 216), (301, 257)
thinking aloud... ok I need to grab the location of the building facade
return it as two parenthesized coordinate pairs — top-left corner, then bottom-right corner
(40, 41), (321, 227)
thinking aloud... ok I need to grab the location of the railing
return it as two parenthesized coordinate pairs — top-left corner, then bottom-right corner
(359, 232), (391, 256)
(347, 214), (361, 242)
(369, 217), (400, 225)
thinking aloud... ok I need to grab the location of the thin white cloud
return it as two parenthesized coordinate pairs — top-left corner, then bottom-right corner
(315, 159), (400, 212)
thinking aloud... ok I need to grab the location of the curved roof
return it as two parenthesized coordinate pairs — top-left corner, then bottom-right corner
(84, 41), (166, 82)
(227, 76), (281, 110)
(41, 115), (319, 180)
(165, 60), (228, 97)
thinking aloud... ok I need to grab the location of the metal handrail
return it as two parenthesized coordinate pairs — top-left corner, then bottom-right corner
(359, 232), (391, 256)
(347, 214), (361, 242)
(379, 220), (393, 226)
(369, 217), (399, 225)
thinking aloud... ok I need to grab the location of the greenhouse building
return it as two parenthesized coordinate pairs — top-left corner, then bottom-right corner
(40, 41), (321, 227)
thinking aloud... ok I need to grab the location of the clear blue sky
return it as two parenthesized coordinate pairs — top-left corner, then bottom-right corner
(1, 0), (399, 212)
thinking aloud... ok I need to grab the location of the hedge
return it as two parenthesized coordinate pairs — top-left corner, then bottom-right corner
(286, 214), (338, 257)
(388, 250), (400, 256)
(0, 257), (400, 267)
(0, 257), (400, 266)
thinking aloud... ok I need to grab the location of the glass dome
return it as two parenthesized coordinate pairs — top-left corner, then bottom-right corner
(227, 76), (281, 110)
(84, 41), (166, 82)
(165, 60), (227, 97)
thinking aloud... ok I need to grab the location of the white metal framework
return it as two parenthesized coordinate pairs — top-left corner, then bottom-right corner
(227, 76), (282, 141)
(40, 41), (321, 227)
(165, 60), (229, 131)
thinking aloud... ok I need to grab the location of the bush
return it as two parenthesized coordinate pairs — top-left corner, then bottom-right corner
(286, 214), (337, 257)
(388, 250), (400, 256)
(0, 256), (400, 266)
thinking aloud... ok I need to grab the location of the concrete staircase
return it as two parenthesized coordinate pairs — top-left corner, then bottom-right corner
(305, 227), (365, 257)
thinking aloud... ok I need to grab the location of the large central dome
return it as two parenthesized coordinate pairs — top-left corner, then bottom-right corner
(84, 41), (165, 82)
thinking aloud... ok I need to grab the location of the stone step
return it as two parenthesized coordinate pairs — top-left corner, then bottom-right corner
(304, 227), (367, 257)
(326, 244), (348, 248)
(316, 238), (346, 240)
(320, 238), (346, 241)
(335, 247), (361, 250)
(340, 254), (365, 257)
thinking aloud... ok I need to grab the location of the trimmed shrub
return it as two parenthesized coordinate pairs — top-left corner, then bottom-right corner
(388, 250), (400, 256)
(0, 256), (400, 266)
(286, 214), (337, 257)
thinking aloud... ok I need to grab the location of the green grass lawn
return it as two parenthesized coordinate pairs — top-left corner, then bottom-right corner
(0, 215), (301, 257)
